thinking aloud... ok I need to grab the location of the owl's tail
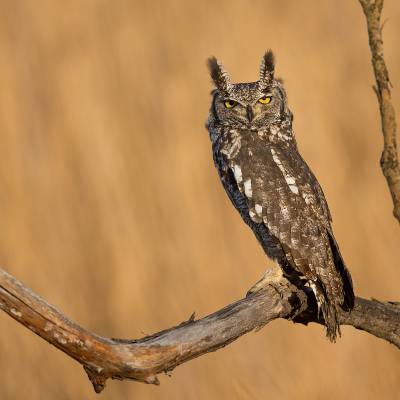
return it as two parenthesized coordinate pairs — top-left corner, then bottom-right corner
(319, 291), (341, 342)
(318, 232), (355, 342)
(327, 231), (355, 312)
(307, 281), (341, 341)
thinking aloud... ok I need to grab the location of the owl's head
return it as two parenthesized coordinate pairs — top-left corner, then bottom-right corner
(207, 51), (291, 131)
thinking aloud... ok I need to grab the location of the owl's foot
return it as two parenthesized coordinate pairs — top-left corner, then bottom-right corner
(246, 264), (285, 297)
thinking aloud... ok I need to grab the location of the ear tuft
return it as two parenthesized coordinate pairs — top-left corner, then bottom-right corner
(259, 50), (275, 90)
(207, 56), (231, 95)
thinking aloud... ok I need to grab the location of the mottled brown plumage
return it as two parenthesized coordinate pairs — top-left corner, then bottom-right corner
(206, 51), (354, 341)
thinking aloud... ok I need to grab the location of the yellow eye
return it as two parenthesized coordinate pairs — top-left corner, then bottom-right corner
(258, 95), (272, 104)
(224, 100), (237, 109)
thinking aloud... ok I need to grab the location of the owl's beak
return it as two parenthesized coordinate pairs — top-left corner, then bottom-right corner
(246, 105), (254, 123)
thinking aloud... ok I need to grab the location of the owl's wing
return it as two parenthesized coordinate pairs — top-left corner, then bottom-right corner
(227, 142), (345, 305)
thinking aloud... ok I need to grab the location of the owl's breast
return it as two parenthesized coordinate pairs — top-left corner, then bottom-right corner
(219, 129), (280, 176)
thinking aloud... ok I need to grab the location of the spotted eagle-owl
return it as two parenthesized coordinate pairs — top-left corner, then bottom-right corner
(206, 51), (354, 341)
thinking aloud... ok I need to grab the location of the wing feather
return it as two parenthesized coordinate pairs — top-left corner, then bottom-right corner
(225, 133), (345, 306)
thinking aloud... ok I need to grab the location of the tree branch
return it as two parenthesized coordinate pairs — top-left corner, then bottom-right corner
(359, 0), (400, 222)
(1, 267), (399, 394)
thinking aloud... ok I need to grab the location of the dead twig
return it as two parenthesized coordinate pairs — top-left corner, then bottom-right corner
(359, 0), (400, 222)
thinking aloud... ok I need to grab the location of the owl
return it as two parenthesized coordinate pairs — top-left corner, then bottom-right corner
(206, 51), (354, 341)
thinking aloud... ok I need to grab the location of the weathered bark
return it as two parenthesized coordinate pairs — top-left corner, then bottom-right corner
(359, 0), (400, 222)
(1, 267), (399, 393)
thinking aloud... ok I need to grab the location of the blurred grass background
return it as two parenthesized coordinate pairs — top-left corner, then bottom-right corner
(0, 1), (399, 399)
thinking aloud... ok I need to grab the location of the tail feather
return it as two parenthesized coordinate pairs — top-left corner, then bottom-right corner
(314, 231), (354, 342)
(312, 282), (341, 342)
(327, 231), (355, 311)
(320, 296), (341, 342)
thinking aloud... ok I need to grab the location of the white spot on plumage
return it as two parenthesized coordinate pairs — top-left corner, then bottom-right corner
(270, 125), (279, 135)
(278, 131), (291, 141)
(303, 192), (313, 205)
(244, 179), (252, 198)
(281, 205), (290, 219)
(270, 148), (282, 165)
(255, 204), (262, 216)
(263, 216), (278, 236)
(249, 207), (263, 223)
(305, 280), (321, 314)
(286, 176), (296, 185)
(233, 165), (242, 183)
(269, 124), (292, 142)
(289, 184), (299, 194)
(220, 148), (229, 156)
(305, 281), (318, 297)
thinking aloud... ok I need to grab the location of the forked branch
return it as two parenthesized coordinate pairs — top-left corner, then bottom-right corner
(1, 267), (399, 393)
(359, 0), (400, 222)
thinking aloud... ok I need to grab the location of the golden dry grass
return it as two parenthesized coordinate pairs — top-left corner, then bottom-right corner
(0, 1), (400, 399)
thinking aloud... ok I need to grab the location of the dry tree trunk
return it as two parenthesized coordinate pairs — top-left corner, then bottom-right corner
(0, 0), (399, 394)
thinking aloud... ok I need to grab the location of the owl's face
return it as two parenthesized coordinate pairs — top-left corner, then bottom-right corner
(207, 51), (292, 133)
(212, 82), (283, 130)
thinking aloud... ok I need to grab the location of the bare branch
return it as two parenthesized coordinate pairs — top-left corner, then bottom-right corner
(359, 0), (400, 222)
(1, 267), (399, 394)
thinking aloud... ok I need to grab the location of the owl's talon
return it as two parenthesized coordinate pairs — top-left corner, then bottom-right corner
(246, 265), (284, 297)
